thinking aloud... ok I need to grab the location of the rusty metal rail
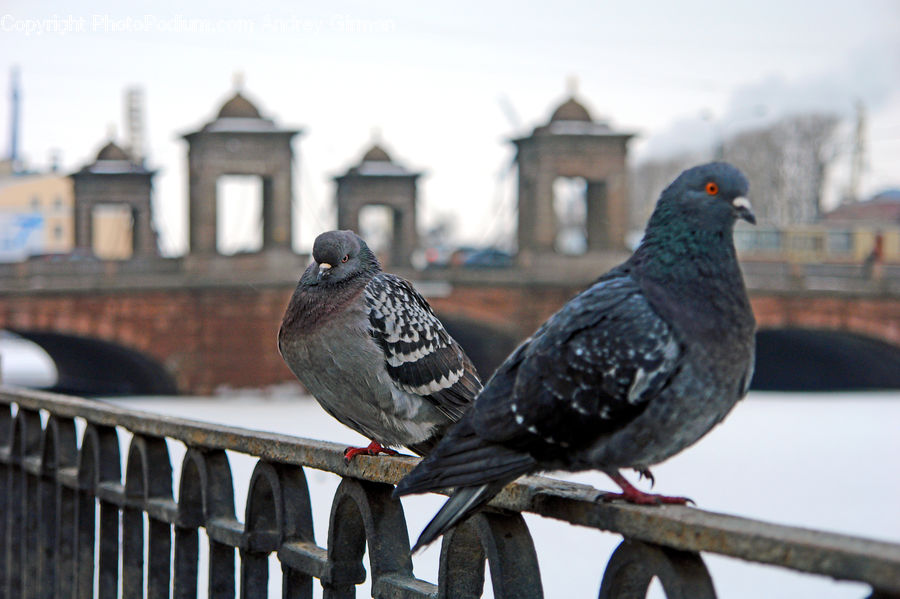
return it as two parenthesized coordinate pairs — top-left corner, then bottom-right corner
(2, 386), (898, 598)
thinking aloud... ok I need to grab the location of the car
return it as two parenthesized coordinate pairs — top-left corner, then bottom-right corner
(462, 247), (514, 268)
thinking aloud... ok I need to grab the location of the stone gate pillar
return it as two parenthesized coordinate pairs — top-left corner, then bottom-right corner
(70, 140), (158, 258)
(181, 84), (301, 255)
(333, 142), (422, 267)
(512, 93), (634, 262)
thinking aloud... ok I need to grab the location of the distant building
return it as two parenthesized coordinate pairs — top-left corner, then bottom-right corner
(821, 189), (900, 263)
(735, 189), (900, 264)
(0, 171), (73, 261)
(0, 138), (161, 262)
(822, 190), (900, 226)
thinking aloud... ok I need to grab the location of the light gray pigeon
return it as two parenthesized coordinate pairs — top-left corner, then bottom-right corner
(279, 230), (482, 460)
(395, 162), (757, 550)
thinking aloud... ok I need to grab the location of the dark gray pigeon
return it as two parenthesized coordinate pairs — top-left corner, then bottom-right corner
(395, 162), (757, 551)
(279, 230), (482, 460)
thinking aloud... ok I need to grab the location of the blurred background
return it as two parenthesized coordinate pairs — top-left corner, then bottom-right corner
(1, 0), (898, 394)
(0, 0), (898, 258)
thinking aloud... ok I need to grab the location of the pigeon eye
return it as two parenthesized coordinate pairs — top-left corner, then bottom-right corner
(705, 182), (719, 195)
(341, 254), (349, 263)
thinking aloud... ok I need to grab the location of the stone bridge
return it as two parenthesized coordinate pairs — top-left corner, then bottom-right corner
(9, 84), (898, 394)
(0, 254), (898, 395)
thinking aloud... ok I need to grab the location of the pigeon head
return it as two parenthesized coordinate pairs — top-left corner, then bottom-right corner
(305, 230), (381, 286)
(633, 162), (755, 279)
(657, 162), (754, 227)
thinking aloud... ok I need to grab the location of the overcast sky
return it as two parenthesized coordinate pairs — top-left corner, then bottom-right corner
(1, 0), (898, 254)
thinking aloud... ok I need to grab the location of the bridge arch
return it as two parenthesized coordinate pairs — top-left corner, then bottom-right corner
(7, 329), (177, 396)
(436, 315), (522, 381)
(434, 315), (900, 392)
(753, 328), (900, 391)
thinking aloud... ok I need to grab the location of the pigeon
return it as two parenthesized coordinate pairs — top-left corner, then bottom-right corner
(394, 162), (757, 551)
(278, 230), (482, 460)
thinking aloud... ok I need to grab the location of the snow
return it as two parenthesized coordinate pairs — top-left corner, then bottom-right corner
(353, 161), (415, 176)
(85, 160), (151, 174)
(108, 391), (900, 598)
(0, 331), (57, 388)
(200, 117), (283, 133)
(544, 121), (616, 136)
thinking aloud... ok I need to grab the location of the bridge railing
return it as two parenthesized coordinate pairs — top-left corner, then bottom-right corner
(2, 386), (898, 599)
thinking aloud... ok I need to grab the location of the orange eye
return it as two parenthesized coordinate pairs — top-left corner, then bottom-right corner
(341, 254), (349, 263)
(705, 182), (719, 195)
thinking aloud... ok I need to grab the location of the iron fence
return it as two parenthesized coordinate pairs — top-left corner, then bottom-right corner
(1, 386), (898, 598)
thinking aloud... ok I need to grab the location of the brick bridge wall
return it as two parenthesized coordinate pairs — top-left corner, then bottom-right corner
(0, 287), (295, 394)
(430, 284), (900, 348)
(0, 283), (897, 394)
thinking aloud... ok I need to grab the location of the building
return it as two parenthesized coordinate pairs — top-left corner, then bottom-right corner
(0, 138), (161, 262)
(734, 189), (900, 264)
(0, 171), (74, 261)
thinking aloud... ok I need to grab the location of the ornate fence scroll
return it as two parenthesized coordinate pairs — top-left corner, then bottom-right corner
(1, 387), (899, 598)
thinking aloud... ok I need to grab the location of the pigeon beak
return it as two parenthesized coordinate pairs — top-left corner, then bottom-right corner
(317, 263), (332, 281)
(732, 197), (756, 225)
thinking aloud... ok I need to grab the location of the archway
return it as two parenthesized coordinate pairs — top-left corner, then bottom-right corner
(753, 328), (900, 391)
(436, 316), (522, 381)
(8, 330), (177, 396)
(216, 174), (264, 254)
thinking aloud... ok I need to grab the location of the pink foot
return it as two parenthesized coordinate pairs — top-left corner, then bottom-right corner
(601, 470), (694, 505)
(343, 440), (400, 462)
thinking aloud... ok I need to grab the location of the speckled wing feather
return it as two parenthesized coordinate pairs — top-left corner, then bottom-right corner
(472, 272), (683, 455)
(365, 273), (481, 420)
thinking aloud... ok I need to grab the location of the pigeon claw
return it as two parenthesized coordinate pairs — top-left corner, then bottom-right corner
(602, 469), (694, 506)
(635, 467), (655, 488)
(343, 440), (400, 462)
(599, 490), (694, 506)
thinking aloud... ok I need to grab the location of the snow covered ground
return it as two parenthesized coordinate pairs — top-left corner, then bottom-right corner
(106, 392), (900, 599)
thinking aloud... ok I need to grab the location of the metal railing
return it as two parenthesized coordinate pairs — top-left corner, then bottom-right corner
(2, 386), (898, 598)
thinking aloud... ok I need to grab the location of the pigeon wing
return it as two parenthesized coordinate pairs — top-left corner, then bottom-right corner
(472, 273), (683, 454)
(365, 273), (481, 420)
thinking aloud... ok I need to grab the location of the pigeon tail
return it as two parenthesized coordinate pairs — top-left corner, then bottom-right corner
(396, 420), (535, 550)
(393, 421), (535, 497)
(411, 481), (507, 552)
